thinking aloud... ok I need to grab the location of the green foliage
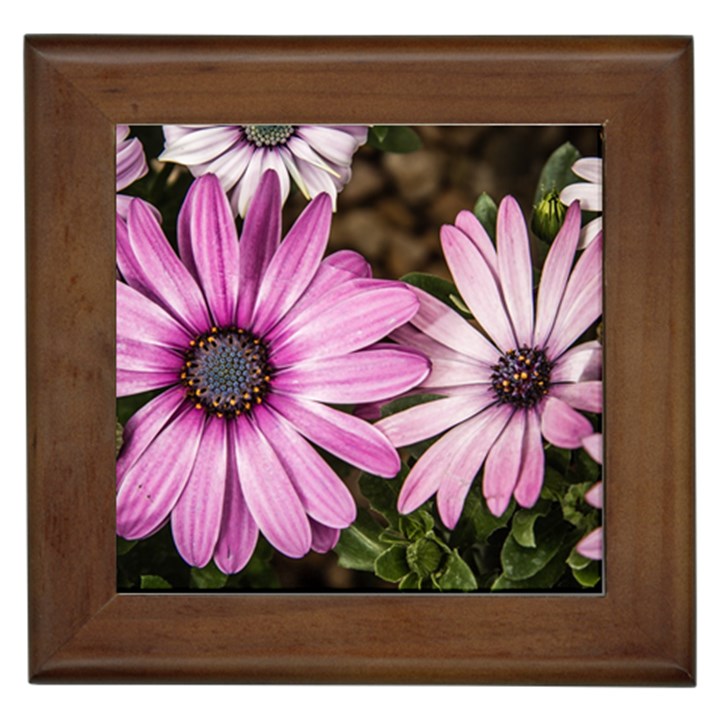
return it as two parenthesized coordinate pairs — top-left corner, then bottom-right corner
(473, 192), (498, 241)
(368, 126), (423, 153)
(533, 142), (582, 204)
(140, 574), (172, 590)
(511, 500), (552, 548)
(190, 562), (228, 590)
(335, 509), (390, 572)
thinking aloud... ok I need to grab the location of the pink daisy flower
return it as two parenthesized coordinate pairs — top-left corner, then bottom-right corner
(116, 170), (428, 572)
(159, 125), (368, 217)
(576, 433), (603, 560)
(376, 198), (603, 527)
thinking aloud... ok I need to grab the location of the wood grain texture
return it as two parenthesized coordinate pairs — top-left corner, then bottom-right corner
(25, 36), (695, 684)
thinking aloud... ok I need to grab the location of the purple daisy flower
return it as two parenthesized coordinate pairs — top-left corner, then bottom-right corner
(376, 198), (603, 527)
(116, 125), (149, 221)
(116, 170), (428, 572)
(159, 125), (368, 217)
(576, 433), (603, 560)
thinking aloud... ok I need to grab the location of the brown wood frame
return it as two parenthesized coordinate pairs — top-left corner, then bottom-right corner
(25, 36), (694, 684)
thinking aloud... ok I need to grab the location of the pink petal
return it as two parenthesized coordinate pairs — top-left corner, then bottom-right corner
(233, 416), (312, 558)
(496, 196), (534, 345)
(269, 282), (420, 366)
(576, 527), (603, 560)
(295, 126), (363, 166)
(546, 232), (603, 360)
(171, 418), (227, 568)
(272, 346), (430, 404)
(324, 249), (372, 278)
(551, 340), (602, 382)
(310, 521), (341, 554)
(116, 407), (205, 540)
(176, 174), (240, 327)
(579, 217), (603, 250)
(251, 193), (332, 335)
(540, 396), (593, 448)
(483, 410), (526, 517)
(441, 224), (517, 352)
(116, 386), (187, 486)
(254, 406), (356, 528)
(235, 170), (282, 327)
(213, 434), (259, 574)
(376, 389), (496, 448)
(533, 201), (582, 348)
(550, 381), (603, 413)
(408, 287), (501, 366)
(268, 394), (400, 478)
(513, 409), (545, 508)
(126, 199), (211, 335)
(454, 210), (498, 280)
(583, 434), (604, 466)
(116, 369), (179, 397)
(398, 404), (512, 526)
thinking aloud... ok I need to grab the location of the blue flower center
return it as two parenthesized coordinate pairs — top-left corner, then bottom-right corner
(181, 327), (273, 418)
(242, 125), (295, 147)
(491, 347), (552, 409)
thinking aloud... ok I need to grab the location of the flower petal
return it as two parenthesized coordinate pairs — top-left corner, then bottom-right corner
(235, 149), (267, 218)
(533, 201), (582, 348)
(235, 170), (282, 327)
(408, 287), (500, 366)
(579, 217), (603, 250)
(496, 196), (534, 345)
(483, 409), (525, 517)
(296, 126), (365, 166)
(559, 181), (602, 212)
(116, 369), (178, 397)
(116, 406), (205, 540)
(126, 199), (211, 334)
(441, 224), (517, 351)
(268, 394), (400, 478)
(551, 340), (602, 382)
(254, 405), (356, 528)
(251, 193), (332, 335)
(213, 435), (259, 574)
(310, 521), (341, 554)
(572, 157), (603, 184)
(583, 434), (604, 466)
(454, 210), (498, 279)
(272, 347), (430, 404)
(269, 281), (420, 366)
(160, 125), (241, 166)
(233, 415), (311, 558)
(376, 389), (496, 448)
(546, 232), (603, 360)
(324, 249), (372, 278)
(171, 418), (227, 568)
(512, 409), (545, 509)
(550, 380), (603, 413)
(540, 396), (593, 448)
(116, 386), (187, 486)
(176, 174), (240, 327)
(576, 527), (603, 560)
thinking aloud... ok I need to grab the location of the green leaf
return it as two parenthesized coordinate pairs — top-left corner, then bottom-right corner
(398, 511), (435, 542)
(400, 272), (471, 317)
(575, 448), (601, 484)
(398, 572), (423, 590)
(371, 126), (389, 143)
(491, 550), (568, 591)
(380, 393), (444, 420)
(116, 536), (137, 556)
(115, 419), (124, 457)
(374, 545), (410, 583)
(436, 550), (478, 591)
(534, 142), (582, 204)
(561, 481), (596, 529)
(546, 446), (571, 474)
(334, 508), (389, 571)
(566, 547), (593, 571)
(368, 126), (422, 153)
(140, 574), (172, 590)
(190, 562), (228, 590)
(472, 192), (498, 241)
(451, 486), (515, 546)
(511, 499), (552, 548)
(541, 466), (571, 501)
(573, 561), (601, 588)
(500, 510), (567, 581)
(358, 465), (408, 528)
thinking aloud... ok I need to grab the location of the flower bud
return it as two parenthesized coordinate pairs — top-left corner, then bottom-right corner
(531, 189), (567, 244)
(406, 538), (443, 578)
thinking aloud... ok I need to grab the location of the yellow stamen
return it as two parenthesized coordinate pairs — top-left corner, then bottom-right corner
(520, 372), (528, 380)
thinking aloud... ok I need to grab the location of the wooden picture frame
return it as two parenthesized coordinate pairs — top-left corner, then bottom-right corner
(26, 36), (694, 684)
